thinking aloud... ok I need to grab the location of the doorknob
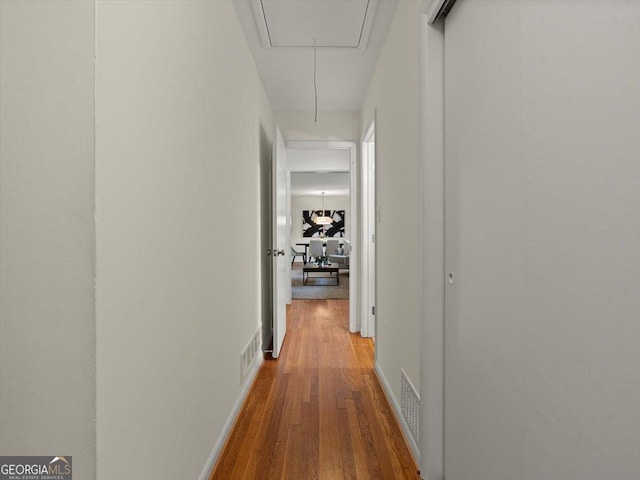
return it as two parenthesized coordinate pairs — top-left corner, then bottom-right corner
(266, 249), (273, 256)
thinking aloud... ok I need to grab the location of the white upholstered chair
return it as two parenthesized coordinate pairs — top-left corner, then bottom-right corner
(308, 238), (324, 263)
(329, 240), (350, 268)
(291, 246), (306, 265)
(325, 239), (341, 257)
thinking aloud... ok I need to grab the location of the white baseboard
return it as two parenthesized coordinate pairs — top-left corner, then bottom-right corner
(374, 362), (421, 463)
(197, 352), (264, 480)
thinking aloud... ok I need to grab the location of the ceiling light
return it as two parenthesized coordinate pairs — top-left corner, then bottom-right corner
(316, 192), (332, 225)
(313, 38), (318, 123)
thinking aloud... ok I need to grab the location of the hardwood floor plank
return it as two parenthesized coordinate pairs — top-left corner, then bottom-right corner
(345, 398), (370, 479)
(301, 394), (320, 479)
(210, 299), (420, 480)
(260, 374), (289, 477)
(319, 366), (345, 479)
(351, 390), (384, 479)
(337, 406), (357, 479)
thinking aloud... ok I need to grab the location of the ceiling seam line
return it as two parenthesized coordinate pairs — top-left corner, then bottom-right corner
(269, 45), (359, 49)
(357, 0), (371, 48)
(259, 0), (274, 47)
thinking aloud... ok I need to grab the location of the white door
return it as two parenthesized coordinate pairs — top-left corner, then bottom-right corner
(271, 126), (288, 358)
(443, 2), (640, 479)
(444, 2), (524, 477)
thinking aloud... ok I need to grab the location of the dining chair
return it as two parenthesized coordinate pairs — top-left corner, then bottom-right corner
(308, 238), (324, 263)
(325, 238), (341, 257)
(291, 246), (306, 265)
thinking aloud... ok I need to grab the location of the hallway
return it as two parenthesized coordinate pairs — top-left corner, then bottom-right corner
(211, 300), (419, 479)
(2, 1), (640, 478)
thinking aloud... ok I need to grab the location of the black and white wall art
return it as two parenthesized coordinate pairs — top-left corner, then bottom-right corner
(302, 210), (345, 237)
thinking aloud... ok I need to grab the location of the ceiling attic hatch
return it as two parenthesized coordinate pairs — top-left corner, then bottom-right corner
(250, 0), (378, 49)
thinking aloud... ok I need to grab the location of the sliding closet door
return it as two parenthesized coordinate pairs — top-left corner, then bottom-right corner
(444, 2), (525, 478)
(444, 1), (640, 479)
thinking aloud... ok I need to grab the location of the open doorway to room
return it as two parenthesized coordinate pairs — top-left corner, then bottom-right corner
(290, 172), (350, 302)
(285, 141), (359, 333)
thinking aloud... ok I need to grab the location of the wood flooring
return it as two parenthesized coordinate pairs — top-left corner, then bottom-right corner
(209, 299), (420, 480)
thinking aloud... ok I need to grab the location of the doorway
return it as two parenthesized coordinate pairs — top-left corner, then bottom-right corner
(290, 172), (350, 299)
(285, 141), (358, 333)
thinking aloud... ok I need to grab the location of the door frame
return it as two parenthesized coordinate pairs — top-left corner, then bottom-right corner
(286, 140), (358, 333)
(360, 116), (376, 339)
(418, 1), (448, 479)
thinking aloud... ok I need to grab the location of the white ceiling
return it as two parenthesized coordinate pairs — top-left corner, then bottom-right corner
(234, 0), (398, 111)
(291, 172), (350, 197)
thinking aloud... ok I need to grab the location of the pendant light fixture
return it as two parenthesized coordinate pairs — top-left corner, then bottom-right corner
(315, 192), (332, 225)
(313, 38), (318, 123)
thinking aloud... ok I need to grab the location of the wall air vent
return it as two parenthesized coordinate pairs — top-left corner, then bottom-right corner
(241, 327), (262, 383)
(400, 369), (420, 444)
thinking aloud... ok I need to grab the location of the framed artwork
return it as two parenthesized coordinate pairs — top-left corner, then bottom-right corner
(302, 210), (345, 237)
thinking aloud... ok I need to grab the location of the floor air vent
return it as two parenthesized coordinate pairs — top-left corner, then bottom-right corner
(400, 369), (420, 444)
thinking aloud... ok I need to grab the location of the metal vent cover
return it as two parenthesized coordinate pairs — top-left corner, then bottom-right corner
(241, 328), (262, 382)
(400, 369), (420, 444)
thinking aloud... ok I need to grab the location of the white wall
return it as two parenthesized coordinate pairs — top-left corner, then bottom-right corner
(290, 172), (350, 196)
(287, 148), (350, 172)
(444, 1), (640, 479)
(0, 2), (96, 478)
(95, 1), (273, 479)
(275, 111), (360, 142)
(291, 195), (351, 243)
(360, 0), (422, 415)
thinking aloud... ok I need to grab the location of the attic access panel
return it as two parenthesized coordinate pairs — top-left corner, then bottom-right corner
(253, 0), (377, 49)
